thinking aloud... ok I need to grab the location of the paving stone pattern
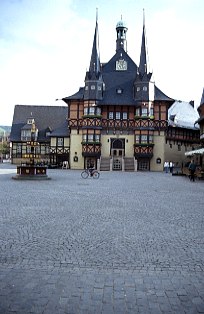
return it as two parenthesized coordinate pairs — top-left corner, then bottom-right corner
(0, 164), (204, 313)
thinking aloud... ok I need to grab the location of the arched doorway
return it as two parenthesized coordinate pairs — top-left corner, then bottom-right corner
(111, 138), (125, 170)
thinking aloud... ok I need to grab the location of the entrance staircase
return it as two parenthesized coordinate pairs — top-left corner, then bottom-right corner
(100, 157), (111, 171)
(124, 157), (135, 171)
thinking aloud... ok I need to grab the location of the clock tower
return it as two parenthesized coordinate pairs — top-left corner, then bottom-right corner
(116, 18), (128, 52)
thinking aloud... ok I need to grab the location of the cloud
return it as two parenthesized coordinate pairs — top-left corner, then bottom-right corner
(0, 0), (203, 125)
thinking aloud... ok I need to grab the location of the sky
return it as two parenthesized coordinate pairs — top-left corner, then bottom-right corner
(0, 0), (203, 126)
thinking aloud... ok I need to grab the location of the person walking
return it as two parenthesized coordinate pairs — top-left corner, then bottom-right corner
(169, 161), (174, 174)
(164, 161), (169, 173)
(188, 160), (196, 182)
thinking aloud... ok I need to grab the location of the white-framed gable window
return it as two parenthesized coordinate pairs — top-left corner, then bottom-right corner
(21, 130), (31, 141)
(57, 138), (63, 146)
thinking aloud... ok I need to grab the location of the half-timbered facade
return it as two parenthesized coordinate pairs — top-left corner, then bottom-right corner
(62, 17), (199, 171)
(10, 105), (69, 166)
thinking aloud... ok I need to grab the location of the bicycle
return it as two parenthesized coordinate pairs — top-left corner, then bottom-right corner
(81, 168), (100, 179)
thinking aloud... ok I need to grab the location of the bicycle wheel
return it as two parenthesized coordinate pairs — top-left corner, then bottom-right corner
(81, 170), (89, 179)
(93, 171), (100, 179)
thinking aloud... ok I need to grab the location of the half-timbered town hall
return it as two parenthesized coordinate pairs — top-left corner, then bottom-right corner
(61, 17), (199, 171)
(10, 15), (200, 171)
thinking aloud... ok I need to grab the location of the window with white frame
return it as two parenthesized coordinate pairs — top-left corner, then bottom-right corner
(89, 107), (95, 115)
(96, 107), (101, 115)
(21, 130), (31, 141)
(149, 135), (153, 143)
(135, 108), (140, 116)
(115, 112), (120, 119)
(141, 135), (148, 143)
(141, 108), (148, 116)
(135, 135), (140, 143)
(26, 146), (31, 154)
(109, 112), (114, 119)
(150, 107), (154, 116)
(95, 134), (100, 142)
(57, 138), (63, 146)
(88, 134), (94, 142)
(123, 112), (127, 119)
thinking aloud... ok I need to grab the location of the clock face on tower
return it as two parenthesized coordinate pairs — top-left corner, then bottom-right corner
(116, 59), (127, 71)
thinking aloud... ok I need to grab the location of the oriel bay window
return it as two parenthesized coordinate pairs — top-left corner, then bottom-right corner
(82, 134), (100, 143)
(141, 107), (148, 117)
(83, 106), (101, 116)
(135, 134), (154, 145)
(141, 135), (148, 143)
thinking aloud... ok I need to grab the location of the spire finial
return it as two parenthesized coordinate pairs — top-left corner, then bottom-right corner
(143, 8), (145, 27)
(96, 7), (98, 22)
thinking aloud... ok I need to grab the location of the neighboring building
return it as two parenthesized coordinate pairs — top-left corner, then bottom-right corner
(197, 88), (204, 146)
(166, 100), (200, 166)
(10, 105), (69, 166)
(185, 88), (204, 168)
(61, 17), (200, 171)
(0, 126), (11, 161)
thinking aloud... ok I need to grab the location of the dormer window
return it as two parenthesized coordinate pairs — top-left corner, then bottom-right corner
(116, 88), (123, 94)
(21, 129), (31, 141)
(143, 86), (148, 91)
(27, 118), (34, 124)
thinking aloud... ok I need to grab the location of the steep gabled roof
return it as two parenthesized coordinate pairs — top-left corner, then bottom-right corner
(49, 121), (69, 137)
(154, 85), (174, 102)
(99, 49), (138, 105)
(62, 87), (84, 102)
(10, 105), (67, 141)
(62, 17), (174, 106)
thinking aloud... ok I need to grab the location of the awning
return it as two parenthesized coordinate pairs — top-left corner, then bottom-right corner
(185, 148), (204, 156)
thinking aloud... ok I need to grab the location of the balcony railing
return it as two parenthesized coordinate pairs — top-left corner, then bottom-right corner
(68, 118), (167, 130)
(82, 143), (101, 157)
(134, 145), (154, 157)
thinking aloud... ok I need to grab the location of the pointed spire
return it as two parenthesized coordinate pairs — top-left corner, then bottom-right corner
(139, 9), (147, 77)
(84, 10), (104, 101)
(88, 9), (100, 77)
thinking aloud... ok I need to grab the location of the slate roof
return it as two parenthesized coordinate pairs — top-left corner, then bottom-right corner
(62, 19), (174, 105)
(49, 121), (70, 137)
(63, 87), (84, 102)
(10, 105), (68, 142)
(154, 86), (174, 102)
(168, 101), (199, 130)
(63, 49), (173, 105)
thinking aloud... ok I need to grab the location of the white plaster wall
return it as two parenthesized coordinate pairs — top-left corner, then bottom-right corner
(70, 130), (84, 169)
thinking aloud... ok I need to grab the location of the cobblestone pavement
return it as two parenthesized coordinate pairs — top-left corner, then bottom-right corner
(0, 163), (204, 314)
